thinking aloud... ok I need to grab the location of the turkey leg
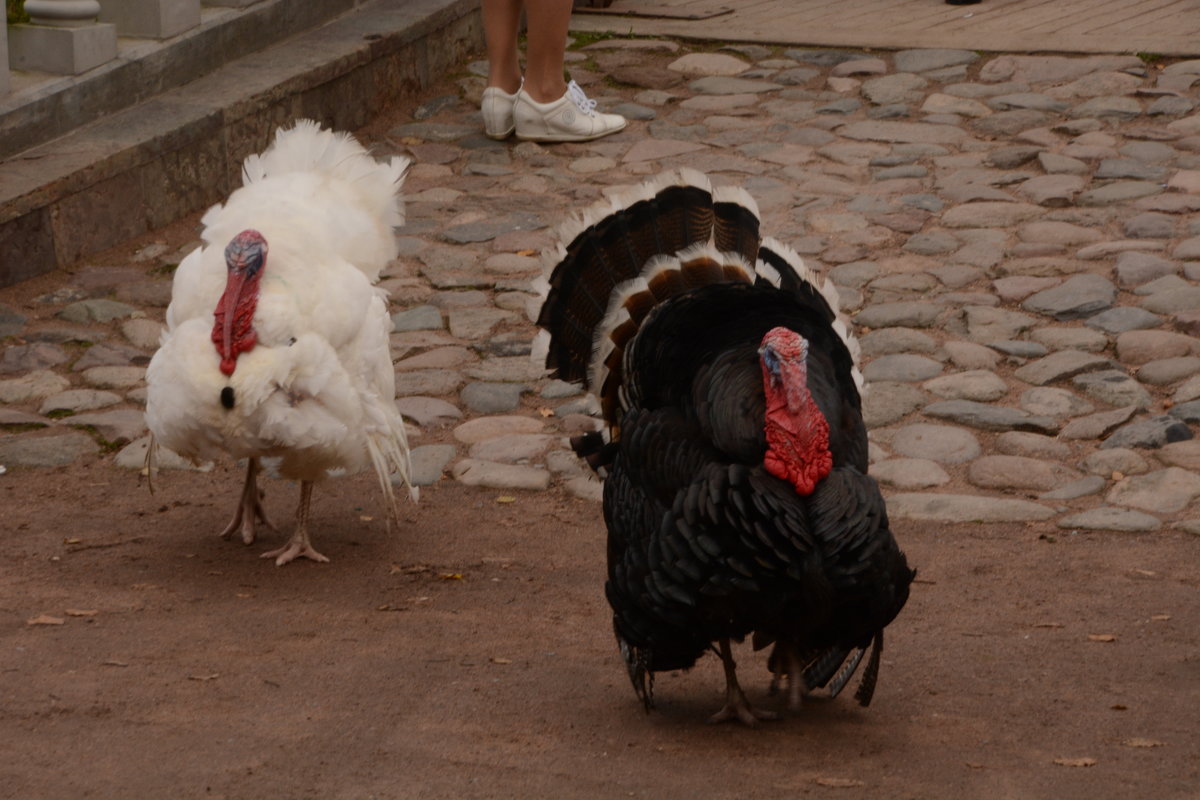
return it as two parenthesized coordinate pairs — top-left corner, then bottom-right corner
(768, 642), (806, 712)
(708, 638), (779, 726)
(220, 457), (277, 545)
(261, 481), (330, 566)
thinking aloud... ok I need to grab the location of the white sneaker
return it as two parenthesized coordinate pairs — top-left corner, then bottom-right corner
(481, 85), (519, 140)
(514, 80), (627, 143)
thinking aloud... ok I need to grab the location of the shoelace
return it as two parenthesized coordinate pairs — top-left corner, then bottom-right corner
(566, 80), (598, 117)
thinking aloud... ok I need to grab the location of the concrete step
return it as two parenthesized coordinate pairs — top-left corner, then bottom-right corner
(0, 0), (481, 288)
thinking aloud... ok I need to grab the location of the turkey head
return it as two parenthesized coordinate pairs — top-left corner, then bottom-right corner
(759, 326), (832, 495)
(212, 229), (267, 379)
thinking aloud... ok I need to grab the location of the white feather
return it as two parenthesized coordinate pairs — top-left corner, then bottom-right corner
(146, 120), (415, 520)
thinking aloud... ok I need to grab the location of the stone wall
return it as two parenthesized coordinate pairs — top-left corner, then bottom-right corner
(0, 0), (481, 288)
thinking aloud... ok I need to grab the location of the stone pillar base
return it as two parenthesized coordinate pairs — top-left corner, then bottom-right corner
(8, 22), (118, 75)
(99, 0), (201, 40)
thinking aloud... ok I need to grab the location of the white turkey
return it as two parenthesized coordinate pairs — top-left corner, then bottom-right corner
(146, 120), (414, 566)
(534, 170), (914, 724)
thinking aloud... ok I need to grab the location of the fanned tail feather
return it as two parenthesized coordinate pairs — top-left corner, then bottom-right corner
(242, 119), (411, 232)
(535, 170), (865, 434)
(853, 632), (883, 707)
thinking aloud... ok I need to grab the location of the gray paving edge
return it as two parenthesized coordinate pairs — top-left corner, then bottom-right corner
(0, 0), (482, 289)
(0, 0), (363, 162)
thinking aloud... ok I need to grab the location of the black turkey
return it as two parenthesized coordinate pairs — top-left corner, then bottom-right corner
(534, 170), (914, 724)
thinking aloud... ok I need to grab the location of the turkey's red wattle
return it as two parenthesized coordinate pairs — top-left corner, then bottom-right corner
(212, 230), (266, 376)
(760, 336), (832, 496)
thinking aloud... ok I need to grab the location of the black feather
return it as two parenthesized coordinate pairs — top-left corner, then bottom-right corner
(536, 171), (912, 720)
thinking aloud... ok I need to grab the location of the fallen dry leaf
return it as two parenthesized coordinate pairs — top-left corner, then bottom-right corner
(516, 249), (537, 257)
(1122, 738), (1165, 748)
(102, 660), (129, 667)
(64, 537), (82, 545)
(64, 609), (98, 617)
(26, 615), (65, 626)
(359, 515), (374, 522)
(439, 572), (464, 581)
(495, 496), (516, 504)
(1130, 569), (1157, 577)
(814, 777), (865, 788)
(1088, 633), (1117, 643)
(1150, 614), (1170, 621)
(188, 673), (219, 681)
(376, 604), (407, 612)
(1053, 757), (1097, 768)
(537, 407), (554, 418)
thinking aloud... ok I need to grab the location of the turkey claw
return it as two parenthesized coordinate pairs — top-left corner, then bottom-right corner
(707, 699), (779, 727)
(261, 541), (329, 566)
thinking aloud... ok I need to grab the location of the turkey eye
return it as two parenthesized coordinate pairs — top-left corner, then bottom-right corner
(288, 338), (297, 346)
(220, 387), (235, 409)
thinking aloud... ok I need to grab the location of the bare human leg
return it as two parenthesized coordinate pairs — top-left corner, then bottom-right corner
(522, 0), (571, 103)
(482, 0), (523, 93)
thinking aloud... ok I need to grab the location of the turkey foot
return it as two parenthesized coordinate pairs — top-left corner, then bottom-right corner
(768, 643), (806, 712)
(260, 481), (328, 566)
(220, 457), (277, 545)
(708, 639), (779, 726)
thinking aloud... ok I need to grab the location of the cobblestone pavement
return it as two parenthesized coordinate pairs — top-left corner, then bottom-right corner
(2, 40), (1199, 536)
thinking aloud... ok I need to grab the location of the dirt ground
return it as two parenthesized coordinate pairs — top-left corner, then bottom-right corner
(1, 459), (1197, 799)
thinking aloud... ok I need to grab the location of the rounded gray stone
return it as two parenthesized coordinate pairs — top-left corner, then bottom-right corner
(1082, 447), (1150, 477)
(922, 400), (1058, 434)
(393, 369), (464, 397)
(1124, 213), (1177, 239)
(1102, 416), (1194, 449)
(395, 396), (463, 427)
(863, 354), (944, 383)
(1018, 387), (1094, 419)
(862, 382), (927, 427)
(1105, 467), (1200, 512)
(1085, 307), (1163, 334)
(1138, 357), (1200, 386)
(1039, 475), (1107, 501)
(1021, 274), (1116, 320)
(855, 301), (945, 329)
(1013, 350), (1114, 386)
(1060, 405), (1140, 441)
(1072, 370), (1153, 409)
(859, 328), (938, 357)
(922, 371), (1008, 402)
(450, 459), (550, 490)
(1030, 327), (1109, 354)
(996, 431), (1073, 460)
(392, 305), (444, 332)
(891, 423), (982, 464)
(869, 458), (951, 489)
(468, 433), (556, 463)
(405, 444), (455, 486)
(38, 389), (122, 415)
(1056, 507), (1162, 532)
(0, 431), (99, 467)
(1115, 251), (1179, 286)
(461, 382), (526, 414)
(886, 493), (1054, 523)
(967, 455), (1081, 491)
